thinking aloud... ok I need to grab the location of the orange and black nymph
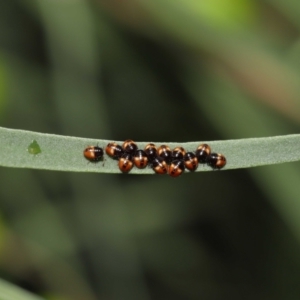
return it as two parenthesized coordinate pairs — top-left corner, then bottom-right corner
(83, 146), (104, 162)
(195, 144), (211, 163)
(207, 153), (226, 170)
(118, 153), (134, 173)
(122, 139), (138, 154)
(184, 152), (198, 171)
(133, 150), (149, 169)
(171, 147), (186, 160)
(168, 160), (185, 178)
(157, 145), (172, 164)
(105, 142), (124, 160)
(144, 143), (157, 163)
(151, 156), (168, 175)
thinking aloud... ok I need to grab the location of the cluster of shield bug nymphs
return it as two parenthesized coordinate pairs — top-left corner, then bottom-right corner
(83, 140), (226, 177)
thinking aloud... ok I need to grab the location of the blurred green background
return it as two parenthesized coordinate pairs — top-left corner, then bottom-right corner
(1, 1), (300, 299)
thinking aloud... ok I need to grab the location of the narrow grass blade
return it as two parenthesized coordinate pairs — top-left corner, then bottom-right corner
(0, 127), (299, 174)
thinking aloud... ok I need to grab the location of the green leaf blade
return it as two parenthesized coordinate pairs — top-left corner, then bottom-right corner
(0, 126), (299, 174)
